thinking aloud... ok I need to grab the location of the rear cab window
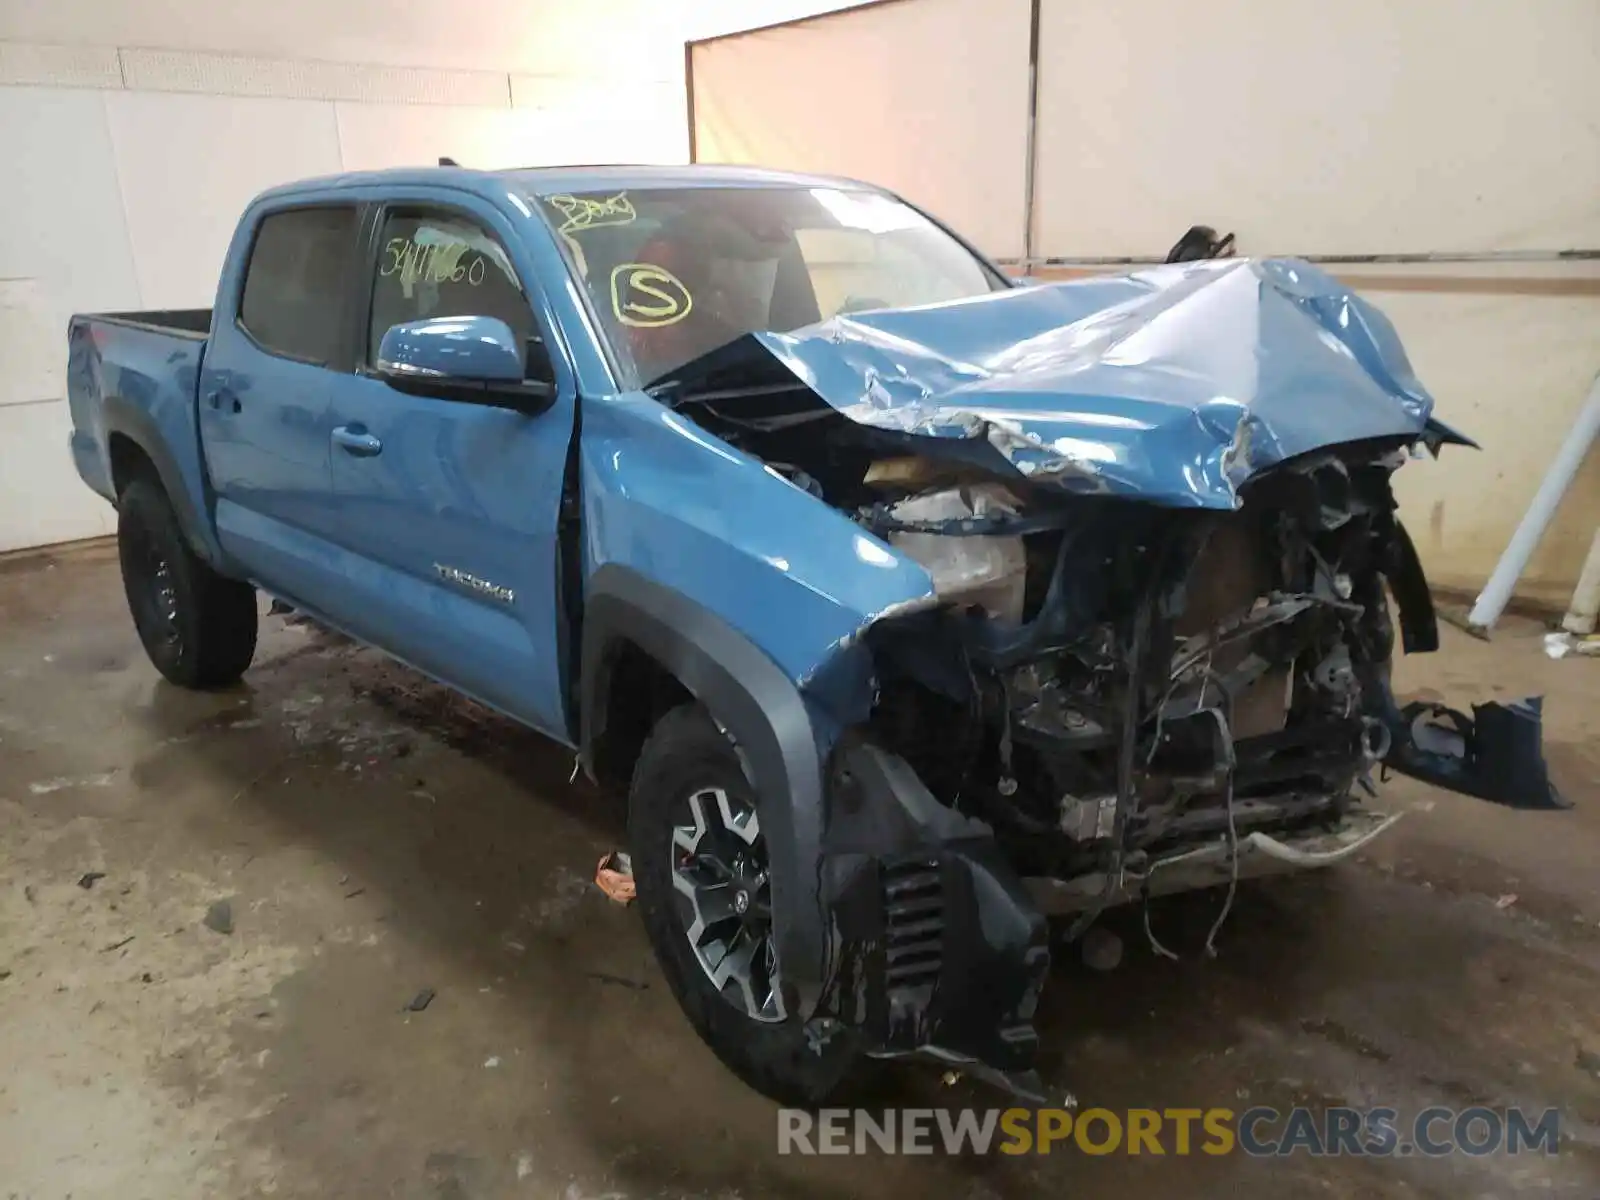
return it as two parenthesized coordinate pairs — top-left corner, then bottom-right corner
(237, 206), (360, 368)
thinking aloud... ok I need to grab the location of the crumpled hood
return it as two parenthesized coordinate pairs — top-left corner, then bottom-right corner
(739, 258), (1443, 509)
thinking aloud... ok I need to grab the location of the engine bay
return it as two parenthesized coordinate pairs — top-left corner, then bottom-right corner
(616, 261), (1569, 1093)
(655, 353), (1563, 919)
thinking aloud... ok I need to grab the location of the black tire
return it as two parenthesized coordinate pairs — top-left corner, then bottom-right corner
(630, 704), (862, 1105)
(117, 476), (257, 689)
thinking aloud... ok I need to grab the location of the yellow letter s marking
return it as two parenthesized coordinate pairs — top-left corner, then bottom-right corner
(609, 263), (693, 328)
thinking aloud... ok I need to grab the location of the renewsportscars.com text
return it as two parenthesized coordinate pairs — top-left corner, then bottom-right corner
(778, 1106), (1561, 1157)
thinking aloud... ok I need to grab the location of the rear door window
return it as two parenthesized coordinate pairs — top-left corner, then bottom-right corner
(367, 210), (533, 364)
(237, 207), (359, 368)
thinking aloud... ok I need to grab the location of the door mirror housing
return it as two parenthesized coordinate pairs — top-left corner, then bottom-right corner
(375, 316), (554, 410)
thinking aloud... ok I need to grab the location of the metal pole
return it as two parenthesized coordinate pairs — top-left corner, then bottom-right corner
(1562, 526), (1600, 635)
(1020, 0), (1041, 268)
(1468, 371), (1600, 633)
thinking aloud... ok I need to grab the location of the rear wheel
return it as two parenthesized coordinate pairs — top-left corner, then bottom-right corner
(117, 476), (257, 689)
(629, 704), (862, 1104)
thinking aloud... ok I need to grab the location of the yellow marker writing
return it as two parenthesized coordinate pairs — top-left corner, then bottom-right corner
(548, 192), (636, 235)
(610, 263), (693, 328)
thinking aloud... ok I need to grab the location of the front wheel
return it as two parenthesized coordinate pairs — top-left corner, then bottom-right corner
(117, 477), (257, 689)
(629, 704), (862, 1105)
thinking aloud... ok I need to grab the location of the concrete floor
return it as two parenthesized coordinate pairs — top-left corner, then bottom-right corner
(2, 542), (1599, 1200)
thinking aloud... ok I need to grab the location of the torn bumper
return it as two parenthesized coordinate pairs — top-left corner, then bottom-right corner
(1384, 696), (1568, 810)
(1026, 809), (1404, 914)
(815, 740), (1050, 1086)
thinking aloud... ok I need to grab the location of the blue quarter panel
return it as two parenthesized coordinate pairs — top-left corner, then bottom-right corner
(66, 316), (225, 564)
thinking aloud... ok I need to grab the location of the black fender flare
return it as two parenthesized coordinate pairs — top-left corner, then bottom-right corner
(101, 395), (223, 569)
(580, 563), (828, 1017)
(1385, 517), (1439, 655)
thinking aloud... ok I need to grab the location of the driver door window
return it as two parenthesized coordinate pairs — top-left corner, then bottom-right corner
(368, 210), (533, 363)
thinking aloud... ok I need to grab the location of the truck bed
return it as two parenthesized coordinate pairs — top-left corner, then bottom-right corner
(66, 310), (221, 563)
(84, 309), (213, 338)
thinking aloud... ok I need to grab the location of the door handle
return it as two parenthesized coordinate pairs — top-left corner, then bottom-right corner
(206, 388), (241, 413)
(332, 426), (383, 457)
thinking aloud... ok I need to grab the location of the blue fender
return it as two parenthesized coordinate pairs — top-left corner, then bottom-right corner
(580, 391), (935, 699)
(578, 390), (937, 1017)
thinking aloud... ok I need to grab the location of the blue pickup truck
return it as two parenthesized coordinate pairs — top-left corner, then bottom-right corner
(67, 164), (1561, 1102)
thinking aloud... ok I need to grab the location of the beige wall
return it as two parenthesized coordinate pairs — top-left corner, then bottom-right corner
(1353, 270), (1600, 609)
(689, 0), (1034, 259)
(1032, 0), (1600, 259)
(1028, 0), (1600, 605)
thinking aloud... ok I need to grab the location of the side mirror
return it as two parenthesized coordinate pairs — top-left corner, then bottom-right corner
(375, 316), (553, 410)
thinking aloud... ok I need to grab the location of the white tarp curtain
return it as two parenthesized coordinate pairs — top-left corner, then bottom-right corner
(688, 0), (1033, 260)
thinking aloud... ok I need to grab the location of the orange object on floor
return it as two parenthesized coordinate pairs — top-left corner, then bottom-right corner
(595, 851), (635, 904)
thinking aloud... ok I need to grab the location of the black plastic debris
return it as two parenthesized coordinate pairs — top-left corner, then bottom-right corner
(405, 987), (436, 1012)
(1385, 696), (1567, 810)
(77, 871), (106, 890)
(202, 898), (235, 935)
(1164, 224), (1236, 263)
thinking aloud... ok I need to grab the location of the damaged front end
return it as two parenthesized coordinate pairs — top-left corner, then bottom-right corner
(651, 258), (1566, 1094)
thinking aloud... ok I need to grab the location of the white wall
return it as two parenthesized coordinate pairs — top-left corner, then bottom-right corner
(0, 0), (868, 552)
(1, 0), (685, 78)
(2, 0), (873, 73)
(0, 85), (142, 548)
(0, 78), (681, 553)
(0, 9), (662, 552)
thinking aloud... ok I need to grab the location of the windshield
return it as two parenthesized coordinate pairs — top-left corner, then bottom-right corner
(531, 185), (1007, 386)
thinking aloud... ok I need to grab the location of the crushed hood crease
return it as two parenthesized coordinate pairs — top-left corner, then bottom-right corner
(701, 258), (1445, 509)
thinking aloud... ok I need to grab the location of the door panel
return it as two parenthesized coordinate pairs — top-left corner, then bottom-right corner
(326, 388), (571, 735)
(323, 202), (573, 740)
(200, 204), (358, 610)
(202, 350), (343, 610)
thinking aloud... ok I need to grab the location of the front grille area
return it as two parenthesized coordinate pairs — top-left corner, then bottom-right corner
(881, 857), (944, 989)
